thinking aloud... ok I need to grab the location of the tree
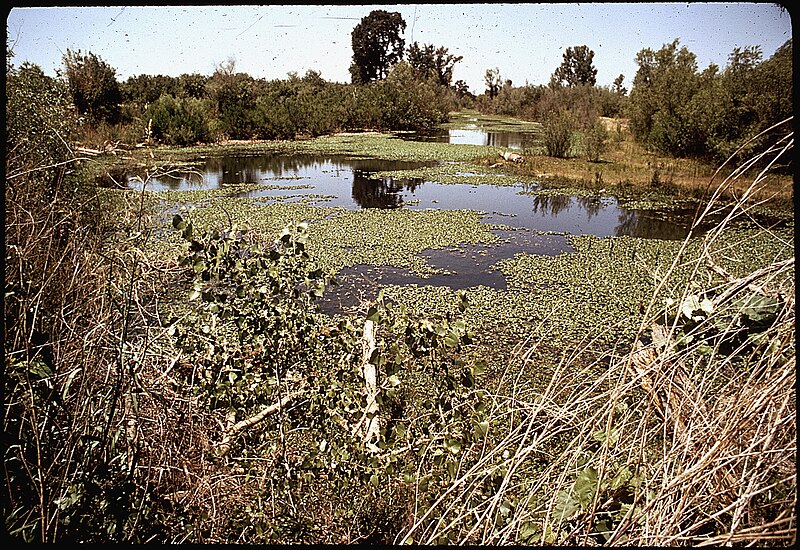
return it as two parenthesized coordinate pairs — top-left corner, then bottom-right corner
(349, 10), (406, 84)
(452, 79), (472, 98)
(484, 67), (501, 99)
(121, 74), (179, 108)
(177, 73), (209, 99)
(406, 42), (463, 87)
(549, 45), (597, 88)
(628, 39), (700, 155)
(612, 74), (627, 95)
(61, 49), (122, 123)
(206, 58), (257, 139)
(6, 60), (77, 195)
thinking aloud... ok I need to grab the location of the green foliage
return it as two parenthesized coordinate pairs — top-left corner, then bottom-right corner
(657, 291), (788, 361)
(5, 61), (77, 197)
(549, 45), (598, 88)
(61, 49), (122, 124)
(550, 459), (640, 544)
(484, 67), (502, 99)
(166, 216), (492, 541)
(542, 110), (576, 158)
(145, 94), (212, 145)
(206, 58), (258, 140)
(349, 10), (407, 84)
(370, 61), (450, 131)
(627, 38), (792, 163)
(121, 73), (181, 108)
(169, 215), (333, 412)
(406, 42), (463, 87)
(581, 119), (609, 161)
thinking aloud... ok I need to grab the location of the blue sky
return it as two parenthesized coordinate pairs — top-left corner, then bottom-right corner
(6, 3), (793, 94)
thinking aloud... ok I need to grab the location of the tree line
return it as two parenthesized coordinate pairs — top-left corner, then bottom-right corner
(7, 9), (793, 165)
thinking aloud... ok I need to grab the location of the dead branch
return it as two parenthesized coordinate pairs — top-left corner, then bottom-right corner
(215, 388), (305, 457)
(354, 318), (381, 452)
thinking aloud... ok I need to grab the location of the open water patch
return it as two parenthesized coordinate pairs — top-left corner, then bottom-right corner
(396, 127), (537, 150)
(318, 229), (571, 315)
(130, 152), (699, 240)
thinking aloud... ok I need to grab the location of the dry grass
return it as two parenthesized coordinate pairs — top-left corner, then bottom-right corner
(397, 122), (795, 546)
(485, 117), (794, 208)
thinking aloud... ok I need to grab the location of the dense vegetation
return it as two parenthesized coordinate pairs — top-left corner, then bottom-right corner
(3, 9), (795, 545)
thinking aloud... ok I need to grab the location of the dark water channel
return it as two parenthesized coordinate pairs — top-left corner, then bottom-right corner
(130, 133), (706, 309)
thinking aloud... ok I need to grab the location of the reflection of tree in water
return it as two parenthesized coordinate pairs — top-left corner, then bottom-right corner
(530, 195), (606, 220)
(486, 131), (536, 150)
(204, 154), (350, 183)
(351, 171), (424, 209)
(530, 193), (573, 216)
(614, 209), (691, 240)
(575, 196), (603, 220)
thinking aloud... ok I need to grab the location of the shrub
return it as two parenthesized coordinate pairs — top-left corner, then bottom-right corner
(145, 94), (212, 145)
(542, 110), (576, 158)
(582, 119), (609, 162)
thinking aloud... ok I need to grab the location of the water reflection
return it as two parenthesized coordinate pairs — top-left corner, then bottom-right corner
(130, 152), (700, 239)
(351, 171), (423, 209)
(399, 128), (536, 150)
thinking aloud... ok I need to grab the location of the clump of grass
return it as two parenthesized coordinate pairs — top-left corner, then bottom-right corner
(396, 122), (795, 546)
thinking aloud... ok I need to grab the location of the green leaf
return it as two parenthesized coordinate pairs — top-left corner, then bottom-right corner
(574, 466), (599, 507)
(473, 420), (489, 438)
(553, 490), (580, 523)
(446, 439), (461, 454)
(681, 295), (701, 319)
(366, 305), (381, 323)
(444, 330), (460, 348)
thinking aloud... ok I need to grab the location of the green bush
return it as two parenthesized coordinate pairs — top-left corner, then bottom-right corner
(5, 62), (77, 198)
(145, 94), (212, 145)
(542, 110), (576, 158)
(582, 119), (609, 162)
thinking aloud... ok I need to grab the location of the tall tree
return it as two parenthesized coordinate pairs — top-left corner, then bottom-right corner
(628, 39), (700, 155)
(549, 45), (598, 88)
(612, 74), (627, 95)
(349, 10), (406, 84)
(406, 42), (463, 86)
(61, 49), (122, 124)
(484, 67), (501, 99)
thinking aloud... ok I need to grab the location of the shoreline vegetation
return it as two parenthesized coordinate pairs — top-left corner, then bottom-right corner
(5, 34), (794, 545)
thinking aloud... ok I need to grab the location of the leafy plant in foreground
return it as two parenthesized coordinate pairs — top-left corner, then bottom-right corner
(166, 215), (490, 542)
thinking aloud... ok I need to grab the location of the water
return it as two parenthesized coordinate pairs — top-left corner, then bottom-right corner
(399, 126), (536, 150)
(129, 128), (705, 303)
(130, 152), (695, 240)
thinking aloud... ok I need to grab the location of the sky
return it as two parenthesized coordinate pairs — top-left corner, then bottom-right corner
(5, 3), (793, 94)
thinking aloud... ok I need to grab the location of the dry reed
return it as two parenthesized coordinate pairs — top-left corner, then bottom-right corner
(397, 120), (795, 546)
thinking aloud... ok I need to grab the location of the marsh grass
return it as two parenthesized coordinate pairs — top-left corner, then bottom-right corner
(396, 123), (795, 545)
